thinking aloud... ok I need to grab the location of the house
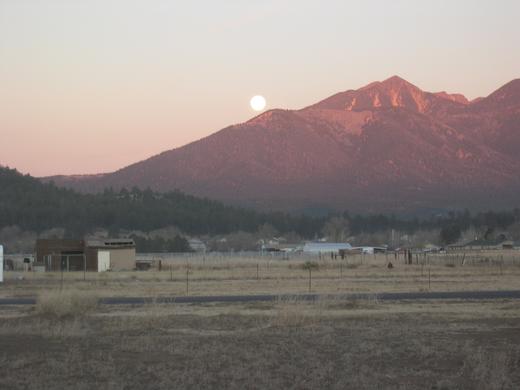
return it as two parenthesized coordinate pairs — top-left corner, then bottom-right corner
(35, 238), (136, 272)
(302, 242), (352, 254)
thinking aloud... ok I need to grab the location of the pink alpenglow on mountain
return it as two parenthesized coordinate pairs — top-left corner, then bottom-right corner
(46, 76), (520, 213)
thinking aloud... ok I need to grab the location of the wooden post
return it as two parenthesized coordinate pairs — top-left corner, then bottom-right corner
(308, 268), (312, 293)
(256, 263), (259, 280)
(428, 267), (431, 290)
(170, 264), (173, 281)
(83, 254), (86, 281)
(60, 256), (64, 291)
(186, 266), (189, 295)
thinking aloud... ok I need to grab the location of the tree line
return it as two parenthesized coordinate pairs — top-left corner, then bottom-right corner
(0, 167), (322, 238)
(1, 166), (519, 248)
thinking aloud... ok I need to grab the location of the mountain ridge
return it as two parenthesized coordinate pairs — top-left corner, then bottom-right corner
(43, 76), (520, 213)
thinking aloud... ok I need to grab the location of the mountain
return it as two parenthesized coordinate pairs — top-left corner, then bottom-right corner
(45, 76), (520, 213)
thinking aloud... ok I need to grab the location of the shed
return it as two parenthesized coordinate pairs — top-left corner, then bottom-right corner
(85, 239), (136, 271)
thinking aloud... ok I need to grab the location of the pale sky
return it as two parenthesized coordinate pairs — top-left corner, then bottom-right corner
(1, 0), (519, 176)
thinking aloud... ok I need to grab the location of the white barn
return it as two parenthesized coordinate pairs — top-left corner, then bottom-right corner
(302, 242), (352, 254)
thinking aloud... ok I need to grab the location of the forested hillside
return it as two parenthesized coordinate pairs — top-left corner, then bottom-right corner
(0, 167), (323, 238)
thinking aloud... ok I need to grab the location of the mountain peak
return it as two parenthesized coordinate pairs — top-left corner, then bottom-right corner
(312, 75), (430, 113)
(358, 75), (416, 92)
(381, 75), (414, 86)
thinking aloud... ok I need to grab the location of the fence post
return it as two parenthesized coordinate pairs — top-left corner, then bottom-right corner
(186, 266), (189, 295)
(83, 254), (86, 281)
(60, 256), (64, 291)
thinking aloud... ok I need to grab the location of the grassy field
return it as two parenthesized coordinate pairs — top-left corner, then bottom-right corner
(1, 252), (520, 298)
(1, 252), (520, 389)
(0, 294), (519, 389)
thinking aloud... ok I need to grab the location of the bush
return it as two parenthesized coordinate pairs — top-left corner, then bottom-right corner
(36, 290), (98, 319)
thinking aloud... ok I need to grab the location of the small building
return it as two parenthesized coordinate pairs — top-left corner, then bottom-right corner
(85, 239), (136, 271)
(35, 238), (136, 272)
(188, 238), (207, 253)
(303, 242), (352, 254)
(350, 246), (388, 254)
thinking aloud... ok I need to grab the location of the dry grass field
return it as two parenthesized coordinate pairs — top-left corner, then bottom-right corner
(1, 252), (520, 299)
(1, 251), (520, 389)
(0, 294), (519, 389)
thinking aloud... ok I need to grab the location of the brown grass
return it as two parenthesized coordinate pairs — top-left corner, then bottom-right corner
(35, 289), (98, 319)
(0, 299), (519, 389)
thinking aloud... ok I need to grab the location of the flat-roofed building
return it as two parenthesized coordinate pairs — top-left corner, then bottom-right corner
(35, 238), (136, 272)
(85, 239), (136, 271)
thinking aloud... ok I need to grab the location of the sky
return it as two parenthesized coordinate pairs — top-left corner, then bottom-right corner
(1, 0), (519, 177)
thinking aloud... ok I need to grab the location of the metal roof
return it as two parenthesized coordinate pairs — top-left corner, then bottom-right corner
(302, 242), (352, 253)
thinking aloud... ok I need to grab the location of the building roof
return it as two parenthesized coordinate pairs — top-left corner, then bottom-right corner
(303, 242), (352, 253)
(85, 238), (135, 249)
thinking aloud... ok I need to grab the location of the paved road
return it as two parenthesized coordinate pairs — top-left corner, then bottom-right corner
(1, 290), (520, 305)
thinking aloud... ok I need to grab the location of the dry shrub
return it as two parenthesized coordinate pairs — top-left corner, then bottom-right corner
(36, 290), (98, 319)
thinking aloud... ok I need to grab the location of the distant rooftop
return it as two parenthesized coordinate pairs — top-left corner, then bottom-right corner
(85, 238), (135, 248)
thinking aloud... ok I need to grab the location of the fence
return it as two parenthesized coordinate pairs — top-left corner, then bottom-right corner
(44, 253), (87, 272)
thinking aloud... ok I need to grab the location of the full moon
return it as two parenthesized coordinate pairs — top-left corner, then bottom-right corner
(250, 95), (266, 111)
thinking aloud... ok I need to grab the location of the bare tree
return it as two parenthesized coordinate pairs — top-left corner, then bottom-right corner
(322, 217), (350, 242)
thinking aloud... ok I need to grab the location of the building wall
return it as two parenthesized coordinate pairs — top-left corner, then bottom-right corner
(35, 239), (85, 271)
(85, 247), (100, 271)
(108, 248), (136, 271)
(35, 239), (85, 264)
